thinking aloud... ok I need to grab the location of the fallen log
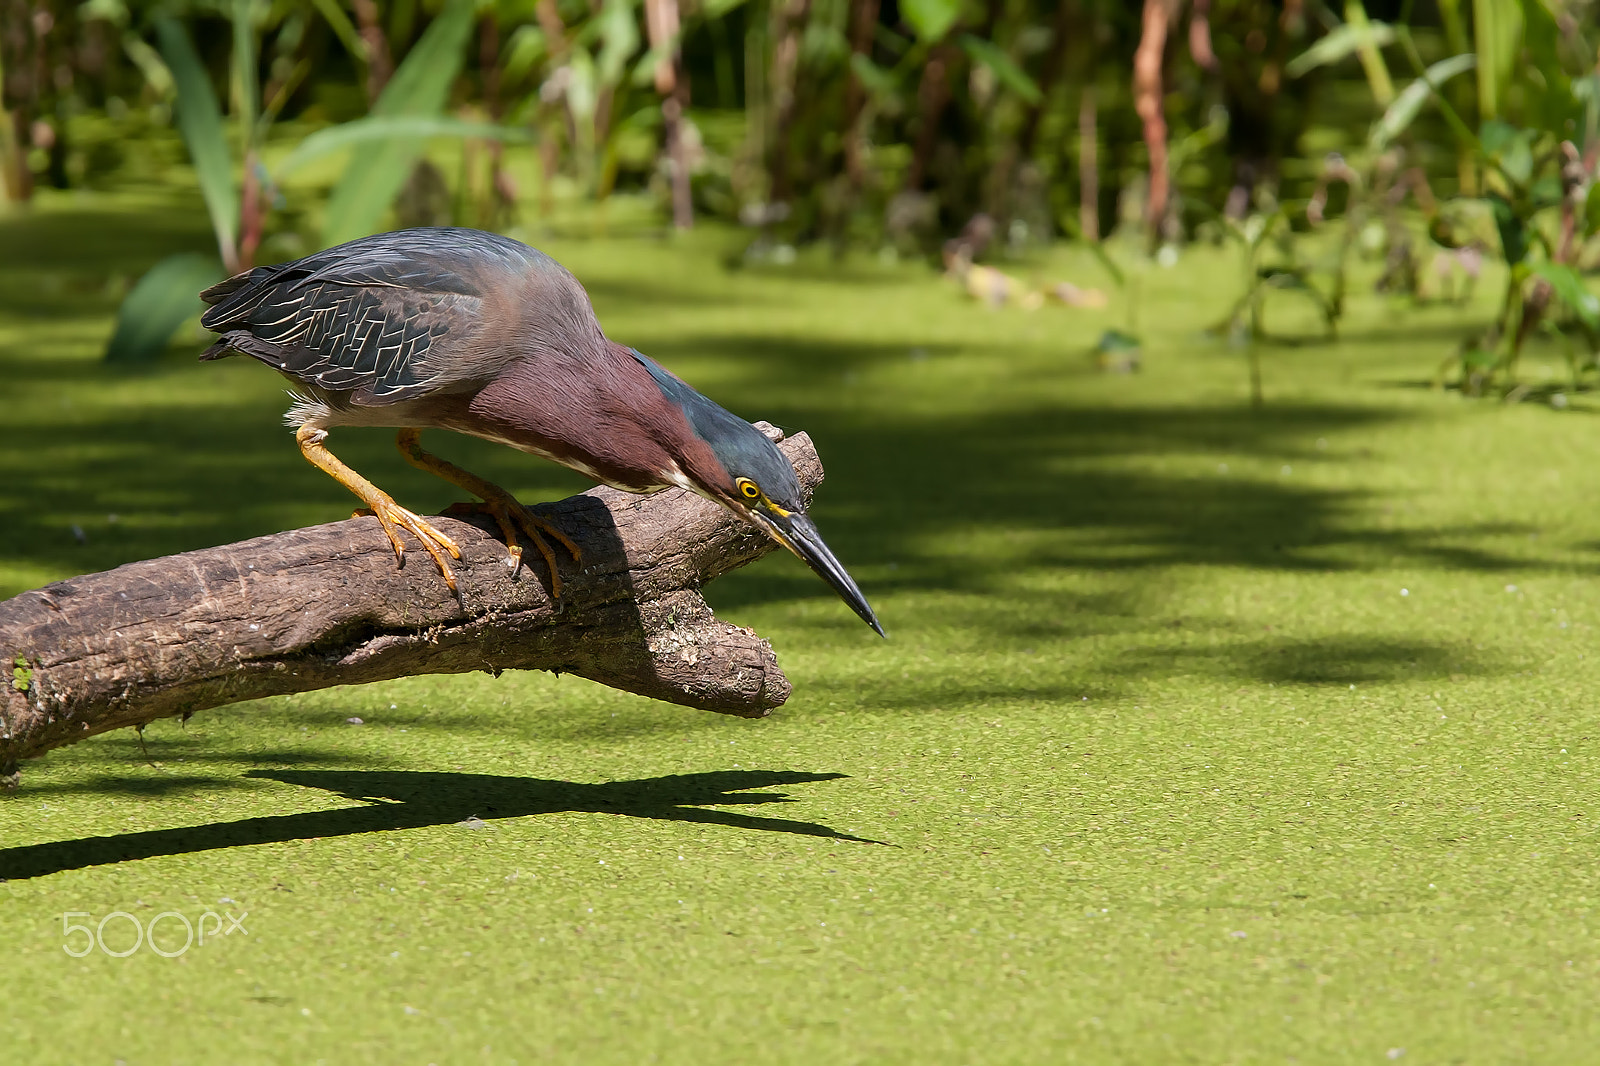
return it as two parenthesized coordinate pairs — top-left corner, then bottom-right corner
(0, 427), (821, 786)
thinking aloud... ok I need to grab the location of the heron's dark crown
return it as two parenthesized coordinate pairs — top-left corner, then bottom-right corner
(628, 350), (804, 507)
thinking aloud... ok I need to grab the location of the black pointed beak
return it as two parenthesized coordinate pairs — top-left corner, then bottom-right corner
(757, 509), (884, 637)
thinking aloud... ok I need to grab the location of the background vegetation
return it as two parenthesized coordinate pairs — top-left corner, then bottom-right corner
(5, 0), (1598, 384)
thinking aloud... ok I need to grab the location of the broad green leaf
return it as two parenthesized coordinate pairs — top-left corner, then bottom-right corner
(702, 0), (749, 16)
(958, 35), (1041, 105)
(322, 0), (476, 248)
(901, 0), (960, 43)
(104, 253), (225, 364)
(1285, 18), (1397, 79)
(155, 18), (238, 267)
(1369, 52), (1476, 150)
(1488, 193), (1528, 264)
(276, 117), (535, 179)
(1531, 262), (1600, 329)
(1472, 0), (1522, 121)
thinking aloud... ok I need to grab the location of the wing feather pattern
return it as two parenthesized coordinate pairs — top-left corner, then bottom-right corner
(198, 229), (539, 406)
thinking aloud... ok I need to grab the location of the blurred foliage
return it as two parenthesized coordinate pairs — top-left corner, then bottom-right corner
(0, 0), (1595, 390)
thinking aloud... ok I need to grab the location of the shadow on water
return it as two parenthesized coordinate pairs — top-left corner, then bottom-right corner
(0, 768), (884, 880)
(1105, 635), (1500, 687)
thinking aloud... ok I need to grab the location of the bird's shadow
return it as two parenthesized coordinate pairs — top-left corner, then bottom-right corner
(0, 769), (887, 881)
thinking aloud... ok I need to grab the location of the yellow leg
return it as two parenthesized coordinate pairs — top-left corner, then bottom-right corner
(395, 428), (582, 596)
(295, 424), (462, 591)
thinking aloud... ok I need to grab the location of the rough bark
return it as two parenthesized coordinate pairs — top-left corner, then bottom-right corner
(0, 431), (825, 785)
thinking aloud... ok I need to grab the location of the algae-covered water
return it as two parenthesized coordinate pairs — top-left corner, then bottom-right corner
(4, 188), (1598, 1062)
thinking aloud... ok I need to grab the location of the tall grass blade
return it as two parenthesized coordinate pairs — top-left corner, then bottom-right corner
(1286, 18), (1396, 80)
(1369, 53), (1476, 150)
(1472, 0), (1522, 121)
(321, 0), (476, 247)
(155, 18), (238, 268)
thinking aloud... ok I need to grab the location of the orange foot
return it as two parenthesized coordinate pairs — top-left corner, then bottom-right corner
(445, 494), (582, 596)
(352, 495), (463, 592)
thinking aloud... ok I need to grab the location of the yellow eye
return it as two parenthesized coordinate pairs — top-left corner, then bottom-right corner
(738, 479), (761, 499)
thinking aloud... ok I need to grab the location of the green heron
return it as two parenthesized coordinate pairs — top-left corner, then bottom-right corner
(199, 227), (882, 635)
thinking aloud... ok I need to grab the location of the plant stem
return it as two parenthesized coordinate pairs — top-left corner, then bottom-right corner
(1249, 338), (1263, 408)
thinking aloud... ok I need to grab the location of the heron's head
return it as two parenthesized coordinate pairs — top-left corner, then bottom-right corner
(631, 350), (883, 636)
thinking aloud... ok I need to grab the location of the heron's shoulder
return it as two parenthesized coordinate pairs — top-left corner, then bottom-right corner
(354, 228), (578, 284)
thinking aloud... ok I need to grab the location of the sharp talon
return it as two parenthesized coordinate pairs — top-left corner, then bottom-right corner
(443, 495), (577, 597)
(385, 433), (574, 596)
(352, 494), (463, 590)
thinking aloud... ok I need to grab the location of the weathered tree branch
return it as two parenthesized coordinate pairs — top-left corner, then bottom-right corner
(0, 429), (823, 785)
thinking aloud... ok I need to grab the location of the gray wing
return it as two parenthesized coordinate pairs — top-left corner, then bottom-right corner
(199, 229), (542, 406)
